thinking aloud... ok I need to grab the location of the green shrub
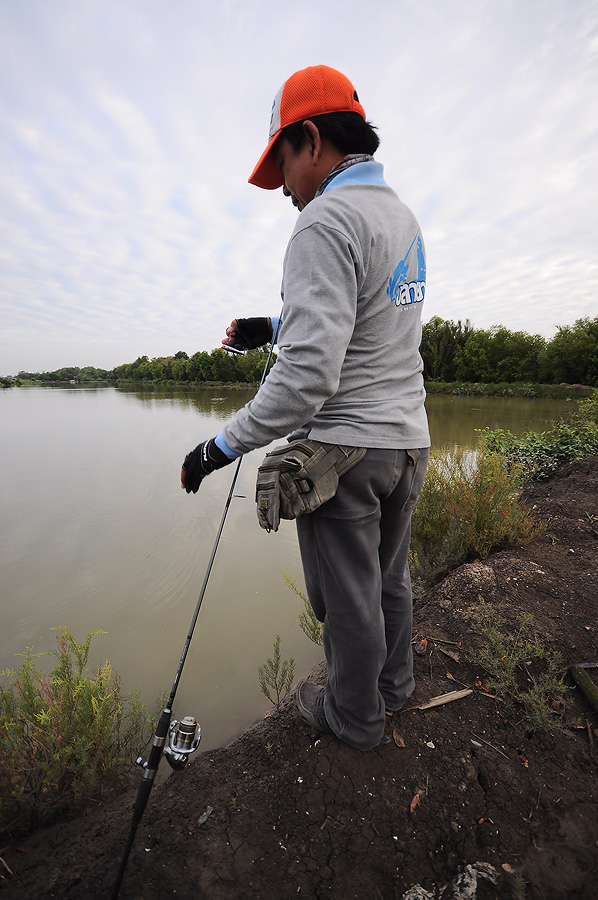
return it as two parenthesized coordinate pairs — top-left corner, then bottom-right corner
(482, 388), (598, 479)
(410, 446), (543, 588)
(0, 628), (153, 837)
(283, 573), (323, 646)
(424, 381), (593, 399)
(258, 635), (295, 711)
(473, 606), (568, 732)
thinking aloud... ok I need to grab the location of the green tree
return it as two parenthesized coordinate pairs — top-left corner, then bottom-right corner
(238, 348), (276, 383)
(186, 351), (207, 382)
(79, 366), (109, 382)
(453, 326), (545, 384)
(455, 328), (493, 382)
(420, 317), (472, 382)
(487, 327), (544, 382)
(509, 330), (545, 381)
(209, 348), (238, 383)
(171, 357), (189, 381)
(539, 316), (598, 386)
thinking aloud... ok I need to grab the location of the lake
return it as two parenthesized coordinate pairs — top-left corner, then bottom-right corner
(0, 386), (574, 755)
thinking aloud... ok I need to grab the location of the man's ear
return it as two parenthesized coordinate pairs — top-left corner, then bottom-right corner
(302, 120), (322, 160)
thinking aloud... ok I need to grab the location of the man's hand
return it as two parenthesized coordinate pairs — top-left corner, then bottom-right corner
(222, 317), (272, 352)
(181, 438), (232, 494)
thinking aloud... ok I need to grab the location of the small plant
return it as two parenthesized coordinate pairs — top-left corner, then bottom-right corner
(473, 606), (568, 732)
(258, 635), (295, 711)
(282, 572), (323, 646)
(502, 863), (528, 900)
(0, 628), (153, 837)
(410, 445), (543, 588)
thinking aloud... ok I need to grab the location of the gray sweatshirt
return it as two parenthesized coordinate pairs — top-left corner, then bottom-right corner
(222, 161), (430, 454)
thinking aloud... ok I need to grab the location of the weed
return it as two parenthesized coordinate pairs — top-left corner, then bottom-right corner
(482, 387), (598, 480)
(282, 573), (323, 646)
(502, 863), (528, 900)
(258, 635), (295, 711)
(473, 606), (568, 732)
(0, 628), (153, 837)
(410, 445), (543, 588)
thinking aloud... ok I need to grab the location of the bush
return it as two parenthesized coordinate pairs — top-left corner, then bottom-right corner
(283, 573), (323, 646)
(473, 606), (568, 732)
(0, 628), (153, 837)
(410, 446), (543, 588)
(257, 635), (295, 711)
(482, 388), (598, 479)
(424, 381), (594, 399)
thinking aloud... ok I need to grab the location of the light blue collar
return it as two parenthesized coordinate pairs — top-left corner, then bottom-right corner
(321, 160), (387, 192)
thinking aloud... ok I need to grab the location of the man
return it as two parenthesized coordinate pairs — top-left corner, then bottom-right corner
(181, 65), (430, 751)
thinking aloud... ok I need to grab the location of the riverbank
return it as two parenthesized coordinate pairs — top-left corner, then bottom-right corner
(424, 381), (594, 399)
(1, 457), (597, 900)
(8, 379), (595, 400)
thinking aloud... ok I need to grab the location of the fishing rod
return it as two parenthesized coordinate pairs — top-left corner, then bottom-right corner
(112, 319), (281, 899)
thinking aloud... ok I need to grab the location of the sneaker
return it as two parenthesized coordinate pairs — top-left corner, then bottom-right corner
(293, 681), (332, 734)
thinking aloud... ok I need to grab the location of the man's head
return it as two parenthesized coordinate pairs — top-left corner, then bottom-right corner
(248, 65), (378, 194)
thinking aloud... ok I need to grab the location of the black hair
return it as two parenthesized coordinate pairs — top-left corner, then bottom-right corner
(280, 111), (379, 156)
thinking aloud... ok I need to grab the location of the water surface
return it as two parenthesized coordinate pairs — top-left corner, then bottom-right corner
(0, 386), (573, 753)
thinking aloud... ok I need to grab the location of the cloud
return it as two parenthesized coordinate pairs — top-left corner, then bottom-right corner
(0, 0), (596, 374)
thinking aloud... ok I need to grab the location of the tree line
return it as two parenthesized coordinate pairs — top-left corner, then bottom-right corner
(9, 315), (598, 387)
(13, 347), (276, 386)
(420, 315), (598, 386)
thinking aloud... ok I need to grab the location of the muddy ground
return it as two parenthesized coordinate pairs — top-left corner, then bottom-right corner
(1, 457), (597, 900)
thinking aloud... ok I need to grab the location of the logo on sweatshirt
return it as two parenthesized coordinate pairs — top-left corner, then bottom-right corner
(387, 232), (426, 308)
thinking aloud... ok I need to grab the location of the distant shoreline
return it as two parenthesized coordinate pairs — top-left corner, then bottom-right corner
(5, 379), (594, 400)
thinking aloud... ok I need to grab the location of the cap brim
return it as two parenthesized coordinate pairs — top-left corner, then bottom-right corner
(248, 132), (284, 190)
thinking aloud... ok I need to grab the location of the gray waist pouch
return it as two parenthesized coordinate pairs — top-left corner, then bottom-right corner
(255, 439), (367, 533)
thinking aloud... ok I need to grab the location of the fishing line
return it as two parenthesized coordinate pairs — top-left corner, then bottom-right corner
(112, 316), (282, 899)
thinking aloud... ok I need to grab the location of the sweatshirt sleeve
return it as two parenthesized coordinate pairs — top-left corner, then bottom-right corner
(221, 219), (361, 454)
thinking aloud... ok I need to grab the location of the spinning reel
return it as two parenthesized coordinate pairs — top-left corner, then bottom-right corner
(136, 715), (201, 775)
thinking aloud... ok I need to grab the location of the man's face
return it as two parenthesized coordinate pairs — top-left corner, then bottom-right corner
(272, 136), (319, 212)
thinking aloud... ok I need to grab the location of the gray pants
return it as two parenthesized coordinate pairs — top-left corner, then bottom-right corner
(296, 447), (429, 750)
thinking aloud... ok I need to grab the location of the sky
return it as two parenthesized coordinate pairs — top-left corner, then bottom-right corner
(1, 0), (597, 376)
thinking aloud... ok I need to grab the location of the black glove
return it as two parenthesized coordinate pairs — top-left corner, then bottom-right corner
(228, 317), (272, 351)
(182, 438), (232, 493)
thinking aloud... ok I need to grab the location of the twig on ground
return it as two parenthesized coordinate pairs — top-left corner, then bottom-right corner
(523, 787), (542, 823)
(411, 688), (473, 710)
(436, 645), (460, 663)
(471, 733), (509, 759)
(475, 689), (504, 701)
(0, 857), (14, 877)
(445, 671), (471, 688)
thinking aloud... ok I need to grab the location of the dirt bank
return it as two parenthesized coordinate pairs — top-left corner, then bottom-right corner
(1, 457), (597, 900)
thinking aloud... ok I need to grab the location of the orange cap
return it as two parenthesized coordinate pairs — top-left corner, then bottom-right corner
(248, 65), (367, 190)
